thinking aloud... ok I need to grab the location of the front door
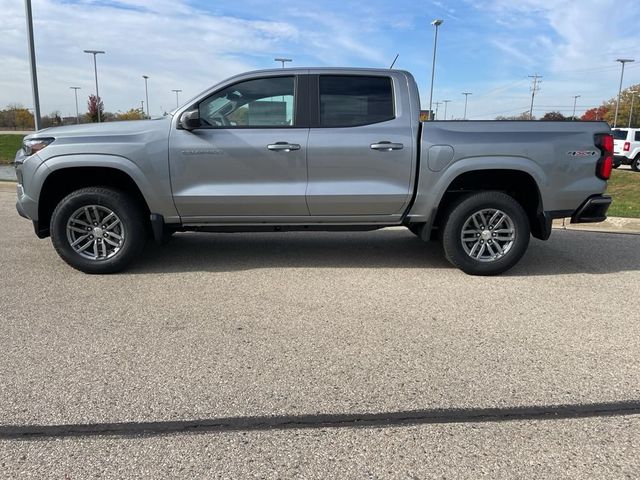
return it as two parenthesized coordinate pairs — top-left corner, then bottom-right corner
(169, 75), (309, 220)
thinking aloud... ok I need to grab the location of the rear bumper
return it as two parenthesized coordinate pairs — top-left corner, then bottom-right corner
(570, 195), (612, 224)
(614, 155), (631, 165)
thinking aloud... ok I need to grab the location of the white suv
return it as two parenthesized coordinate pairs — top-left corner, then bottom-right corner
(612, 128), (640, 171)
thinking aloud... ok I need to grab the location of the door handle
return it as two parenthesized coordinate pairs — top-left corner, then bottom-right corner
(370, 141), (404, 151)
(267, 142), (301, 152)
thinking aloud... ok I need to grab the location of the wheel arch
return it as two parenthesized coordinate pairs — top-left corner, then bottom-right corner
(409, 158), (549, 241)
(37, 161), (153, 238)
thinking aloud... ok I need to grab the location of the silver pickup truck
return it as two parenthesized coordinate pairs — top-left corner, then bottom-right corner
(15, 68), (613, 275)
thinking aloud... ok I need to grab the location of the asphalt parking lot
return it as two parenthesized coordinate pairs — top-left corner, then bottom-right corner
(1, 183), (639, 478)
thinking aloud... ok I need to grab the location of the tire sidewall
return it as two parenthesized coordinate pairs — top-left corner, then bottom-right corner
(442, 192), (530, 275)
(50, 188), (145, 273)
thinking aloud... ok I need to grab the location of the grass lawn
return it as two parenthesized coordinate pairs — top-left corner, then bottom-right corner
(0, 134), (24, 164)
(607, 168), (640, 218)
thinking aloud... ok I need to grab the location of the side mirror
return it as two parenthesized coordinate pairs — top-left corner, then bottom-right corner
(179, 109), (200, 130)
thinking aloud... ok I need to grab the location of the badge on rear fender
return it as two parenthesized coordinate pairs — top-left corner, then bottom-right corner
(567, 150), (598, 157)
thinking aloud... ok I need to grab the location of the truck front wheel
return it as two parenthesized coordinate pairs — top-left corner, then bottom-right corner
(441, 191), (530, 275)
(50, 187), (147, 274)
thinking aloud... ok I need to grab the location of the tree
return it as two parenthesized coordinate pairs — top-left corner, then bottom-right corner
(598, 83), (640, 127)
(115, 108), (145, 121)
(495, 111), (533, 120)
(581, 106), (609, 121)
(41, 111), (62, 128)
(0, 104), (34, 129)
(540, 111), (567, 121)
(87, 94), (104, 122)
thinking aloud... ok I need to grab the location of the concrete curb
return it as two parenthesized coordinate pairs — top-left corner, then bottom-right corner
(552, 218), (640, 235)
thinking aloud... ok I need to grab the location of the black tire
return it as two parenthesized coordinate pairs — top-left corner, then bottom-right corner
(441, 191), (530, 276)
(50, 187), (147, 273)
(632, 156), (640, 172)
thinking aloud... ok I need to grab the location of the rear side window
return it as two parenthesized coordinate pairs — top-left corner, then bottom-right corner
(319, 75), (394, 127)
(612, 129), (628, 140)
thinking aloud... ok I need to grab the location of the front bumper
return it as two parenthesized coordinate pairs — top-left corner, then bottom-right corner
(570, 195), (612, 224)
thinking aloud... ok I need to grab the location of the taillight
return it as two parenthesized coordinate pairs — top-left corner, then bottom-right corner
(594, 133), (613, 180)
(624, 141), (630, 151)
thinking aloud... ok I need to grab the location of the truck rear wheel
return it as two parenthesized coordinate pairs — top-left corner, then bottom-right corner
(632, 155), (640, 172)
(441, 191), (530, 275)
(50, 187), (147, 274)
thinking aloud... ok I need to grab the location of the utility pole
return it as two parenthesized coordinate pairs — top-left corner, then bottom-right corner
(615, 59), (634, 127)
(462, 92), (472, 119)
(140, 100), (144, 113)
(428, 19), (443, 120)
(442, 100), (451, 120)
(70, 86), (81, 124)
(25, 0), (42, 130)
(528, 74), (542, 120)
(171, 89), (182, 109)
(572, 95), (580, 120)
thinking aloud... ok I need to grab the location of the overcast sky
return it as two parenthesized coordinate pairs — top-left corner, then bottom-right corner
(2, 0), (640, 119)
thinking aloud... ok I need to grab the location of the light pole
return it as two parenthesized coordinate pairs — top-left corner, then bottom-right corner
(629, 90), (637, 128)
(442, 100), (451, 120)
(70, 87), (81, 124)
(433, 101), (441, 120)
(572, 95), (580, 120)
(428, 19), (443, 121)
(25, 0), (42, 130)
(142, 75), (150, 118)
(614, 58), (634, 127)
(171, 89), (182, 109)
(274, 58), (292, 68)
(462, 92), (472, 120)
(140, 101), (144, 114)
(84, 49), (105, 122)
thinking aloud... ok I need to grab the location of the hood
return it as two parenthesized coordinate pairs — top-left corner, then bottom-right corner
(26, 116), (173, 140)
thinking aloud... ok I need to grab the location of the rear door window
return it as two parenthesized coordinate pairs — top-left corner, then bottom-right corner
(612, 129), (628, 140)
(319, 75), (394, 127)
(635, 131), (640, 141)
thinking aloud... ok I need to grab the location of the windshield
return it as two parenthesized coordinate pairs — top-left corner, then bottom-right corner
(612, 129), (628, 140)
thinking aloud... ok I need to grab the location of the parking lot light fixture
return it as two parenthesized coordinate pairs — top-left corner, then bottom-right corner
(25, 0), (42, 130)
(274, 58), (292, 69)
(442, 100), (451, 120)
(428, 19), (443, 121)
(572, 95), (581, 120)
(614, 58), (634, 128)
(70, 87), (81, 124)
(84, 49), (105, 122)
(172, 89), (182, 109)
(462, 92), (472, 120)
(143, 75), (150, 118)
(629, 91), (638, 128)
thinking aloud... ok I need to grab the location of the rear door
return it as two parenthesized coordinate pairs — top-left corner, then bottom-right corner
(306, 73), (415, 217)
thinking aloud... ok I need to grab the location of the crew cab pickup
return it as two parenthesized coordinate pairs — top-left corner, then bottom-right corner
(15, 68), (613, 275)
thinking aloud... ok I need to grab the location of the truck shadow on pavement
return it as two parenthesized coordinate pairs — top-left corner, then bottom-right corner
(2, 400), (640, 440)
(129, 229), (640, 276)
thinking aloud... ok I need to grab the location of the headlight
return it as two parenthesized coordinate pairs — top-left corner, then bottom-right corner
(23, 137), (55, 156)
